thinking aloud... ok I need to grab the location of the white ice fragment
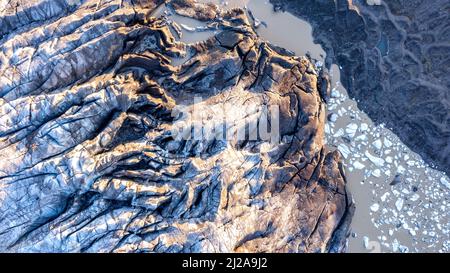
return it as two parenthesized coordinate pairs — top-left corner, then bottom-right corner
(333, 128), (344, 138)
(338, 143), (351, 159)
(360, 123), (368, 132)
(180, 23), (198, 32)
(385, 156), (393, 163)
(367, 0), (382, 6)
(406, 160), (415, 167)
(363, 236), (370, 249)
(345, 123), (358, 137)
(372, 169), (381, 177)
(395, 198), (404, 211)
(397, 165), (406, 174)
(373, 139), (382, 150)
(328, 113), (338, 123)
(370, 203), (380, 212)
(384, 138), (393, 148)
(440, 176), (450, 190)
(365, 151), (385, 167)
(392, 239), (400, 252)
(324, 123), (331, 134)
(353, 161), (365, 170)
(330, 88), (340, 98)
(380, 192), (390, 202)
(253, 18), (262, 28)
(355, 134), (367, 141)
(399, 245), (409, 253)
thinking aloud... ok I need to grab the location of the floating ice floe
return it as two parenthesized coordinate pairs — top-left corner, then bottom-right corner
(338, 143), (351, 159)
(370, 203), (380, 212)
(373, 139), (382, 150)
(384, 138), (393, 148)
(380, 192), (390, 202)
(353, 161), (365, 170)
(372, 169), (381, 178)
(328, 113), (338, 123)
(363, 236), (370, 249)
(395, 198), (404, 211)
(397, 165), (406, 174)
(360, 123), (368, 132)
(440, 177), (450, 190)
(365, 151), (385, 167)
(345, 123), (358, 137)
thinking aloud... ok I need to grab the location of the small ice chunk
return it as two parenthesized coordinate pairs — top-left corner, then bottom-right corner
(399, 245), (409, 253)
(360, 123), (368, 132)
(370, 203), (380, 212)
(372, 169), (381, 177)
(353, 161), (365, 170)
(385, 156), (393, 164)
(440, 176), (450, 190)
(331, 88), (340, 98)
(373, 139), (382, 150)
(338, 143), (351, 159)
(333, 128), (344, 137)
(324, 123), (331, 134)
(363, 236), (370, 249)
(406, 160), (415, 167)
(397, 165), (406, 174)
(365, 151), (385, 167)
(367, 0), (382, 6)
(380, 192), (390, 202)
(345, 123), (358, 137)
(411, 193), (420, 202)
(355, 134), (367, 141)
(253, 18), (262, 28)
(395, 198), (404, 211)
(384, 138), (393, 148)
(328, 113), (338, 123)
(180, 24), (197, 32)
(392, 239), (399, 252)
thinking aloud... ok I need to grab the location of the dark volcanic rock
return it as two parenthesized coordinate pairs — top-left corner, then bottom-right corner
(270, 0), (450, 174)
(0, 0), (353, 252)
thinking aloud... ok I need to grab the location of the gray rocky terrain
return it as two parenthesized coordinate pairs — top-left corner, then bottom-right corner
(270, 0), (450, 175)
(0, 0), (353, 252)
